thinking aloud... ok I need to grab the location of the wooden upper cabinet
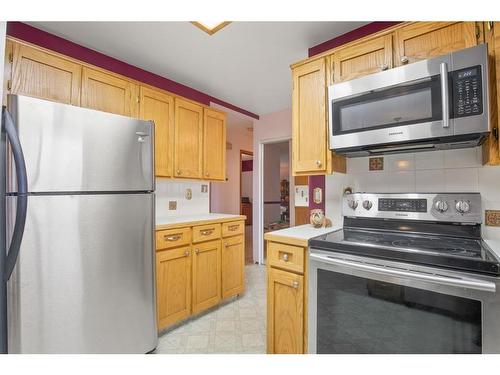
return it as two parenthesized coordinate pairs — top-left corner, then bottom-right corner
(10, 43), (82, 105)
(267, 267), (304, 354)
(192, 239), (221, 314)
(331, 34), (393, 83)
(156, 247), (192, 331)
(203, 108), (226, 180)
(139, 86), (174, 177)
(81, 67), (138, 117)
(394, 22), (479, 66)
(221, 235), (245, 299)
(174, 98), (203, 179)
(292, 58), (328, 175)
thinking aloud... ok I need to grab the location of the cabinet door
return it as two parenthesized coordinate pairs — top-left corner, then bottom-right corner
(331, 35), (393, 83)
(156, 247), (192, 331)
(139, 86), (174, 177)
(394, 22), (478, 66)
(10, 42), (81, 105)
(192, 239), (221, 314)
(267, 267), (304, 354)
(292, 58), (328, 174)
(221, 235), (245, 299)
(81, 67), (138, 116)
(203, 108), (226, 180)
(174, 98), (203, 179)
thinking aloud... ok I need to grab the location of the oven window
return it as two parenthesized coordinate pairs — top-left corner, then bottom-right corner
(331, 76), (442, 135)
(316, 269), (482, 354)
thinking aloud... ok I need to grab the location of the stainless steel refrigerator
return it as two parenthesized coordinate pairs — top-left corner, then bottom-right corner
(1, 95), (157, 353)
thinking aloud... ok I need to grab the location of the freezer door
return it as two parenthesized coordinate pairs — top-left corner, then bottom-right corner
(7, 95), (153, 193)
(6, 193), (157, 353)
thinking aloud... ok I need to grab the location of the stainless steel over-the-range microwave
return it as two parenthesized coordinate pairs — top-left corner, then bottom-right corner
(328, 44), (490, 157)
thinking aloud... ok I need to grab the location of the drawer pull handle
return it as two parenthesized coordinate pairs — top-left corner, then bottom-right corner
(282, 253), (290, 262)
(228, 225), (239, 231)
(165, 234), (181, 241)
(292, 281), (299, 289)
(200, 229), (214, 236)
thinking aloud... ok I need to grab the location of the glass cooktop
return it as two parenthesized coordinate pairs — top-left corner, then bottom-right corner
(309, 228), (500, 275)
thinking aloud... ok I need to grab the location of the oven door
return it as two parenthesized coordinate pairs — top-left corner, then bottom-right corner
(328, 53), (453, 153)
(308, 249), (500, 354)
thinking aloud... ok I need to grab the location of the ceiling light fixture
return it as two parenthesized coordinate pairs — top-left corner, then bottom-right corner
(191, 21), (231, 35)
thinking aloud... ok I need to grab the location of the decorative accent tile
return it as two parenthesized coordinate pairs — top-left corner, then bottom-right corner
(485, 210), (500, 227)
(369, 157), (384, 171)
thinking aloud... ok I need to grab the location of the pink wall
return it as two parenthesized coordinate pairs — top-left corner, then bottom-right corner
(253, 108), (292, 263)
(210, 121), (253, 215)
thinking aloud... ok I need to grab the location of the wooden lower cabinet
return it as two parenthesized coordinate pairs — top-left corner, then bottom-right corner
(221, 235), (245, 299)
(156, 246), (192, 331)
(267, 267), (304, 354)
(192, 239), (222, 314)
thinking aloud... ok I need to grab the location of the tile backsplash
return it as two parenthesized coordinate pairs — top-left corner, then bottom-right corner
(325, 147), (500, 240)
(155, 179), (210, 220)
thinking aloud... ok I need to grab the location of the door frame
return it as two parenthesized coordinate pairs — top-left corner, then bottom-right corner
(255, 137), (291, 265)
(239, 150), (253, 216)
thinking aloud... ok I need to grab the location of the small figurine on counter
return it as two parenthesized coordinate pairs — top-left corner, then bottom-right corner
(310, 209), (332, 228)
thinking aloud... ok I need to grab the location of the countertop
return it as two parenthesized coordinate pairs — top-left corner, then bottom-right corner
(264, 224), (342, 247)
(484, 239), (500, 260)
(156, 213), (245, 230)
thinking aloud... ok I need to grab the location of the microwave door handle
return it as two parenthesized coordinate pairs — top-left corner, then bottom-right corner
(1, 107), (28, 282)
(310, 253), (496, 293)
(440, 62), (450, 128)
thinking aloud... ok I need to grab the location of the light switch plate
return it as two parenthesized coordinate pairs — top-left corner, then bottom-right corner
(485, 210), (500, 226)
(169, 201), (177, 210)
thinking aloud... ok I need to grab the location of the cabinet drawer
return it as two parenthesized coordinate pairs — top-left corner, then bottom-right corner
(192, 223), (221, 243)
(156, 227), (191, 250)
(268, 241), (305, 274)
(222, 220), (244, 238)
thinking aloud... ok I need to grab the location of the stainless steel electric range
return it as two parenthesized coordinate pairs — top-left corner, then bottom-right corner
(308, 193), (500, 354)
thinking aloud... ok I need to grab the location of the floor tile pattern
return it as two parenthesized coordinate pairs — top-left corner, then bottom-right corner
(156, 264), (266, 354)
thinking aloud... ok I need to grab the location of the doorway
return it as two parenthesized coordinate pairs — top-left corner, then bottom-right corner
(240, 150), (253, 264)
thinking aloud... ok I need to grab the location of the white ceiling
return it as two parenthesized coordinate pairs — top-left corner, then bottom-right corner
(28, 21), (368, 116)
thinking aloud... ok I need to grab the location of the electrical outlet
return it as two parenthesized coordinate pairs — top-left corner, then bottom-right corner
(185, 188), (192, 200)
(201, 184), (208, 193)
(169, 201), (177, 210)
(485, 210), (500, 226)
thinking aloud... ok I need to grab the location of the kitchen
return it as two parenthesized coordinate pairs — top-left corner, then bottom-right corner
(1, 1), (500, 373)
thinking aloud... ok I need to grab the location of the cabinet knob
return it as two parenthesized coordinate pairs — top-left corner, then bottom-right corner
(400, 55), (409, 64)
(224, 242), (228, 247)
(283, 253), (290, 262)
(380, 64), (389, 71)
(316, 160), (322, 168)
(184, 251), (190, 257)
(205, 172), (210, 177)
(177, 169), (182, 175)
(292, 281), (299, 289)
(195, 248), (199, 254)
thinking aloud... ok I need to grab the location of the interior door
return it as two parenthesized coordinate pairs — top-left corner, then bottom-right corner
(7, 95), (153, 193)
(6, 193), (156, 353)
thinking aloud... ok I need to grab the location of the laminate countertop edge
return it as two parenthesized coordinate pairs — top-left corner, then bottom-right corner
(264, 224), (342, 247)
(156, 214), (246, 230)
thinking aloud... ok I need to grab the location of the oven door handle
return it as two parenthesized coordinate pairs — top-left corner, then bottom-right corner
(310, 253), (496, 293)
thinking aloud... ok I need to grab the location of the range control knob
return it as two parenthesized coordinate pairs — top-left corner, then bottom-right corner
(348, 200), (358, 210)
(434, 200), (448, 213)
(456, 200), (470, 214)
(362, 200), (373, 210)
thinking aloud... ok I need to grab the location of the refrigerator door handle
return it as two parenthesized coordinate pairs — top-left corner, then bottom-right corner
(2, 107), (28, 281)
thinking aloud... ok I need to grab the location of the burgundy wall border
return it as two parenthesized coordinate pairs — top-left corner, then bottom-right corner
(6, 21), (259, 120)
(308, 21), (402, 57)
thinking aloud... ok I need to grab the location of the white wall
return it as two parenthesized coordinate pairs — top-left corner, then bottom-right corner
(253, 108), (292, 263)
(325, 147), (500, 240)
(210, 124), (253, 215)
(156, 179), (210, 221)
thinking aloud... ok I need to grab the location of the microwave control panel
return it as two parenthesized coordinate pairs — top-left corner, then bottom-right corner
(452, 65), (483, 118)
